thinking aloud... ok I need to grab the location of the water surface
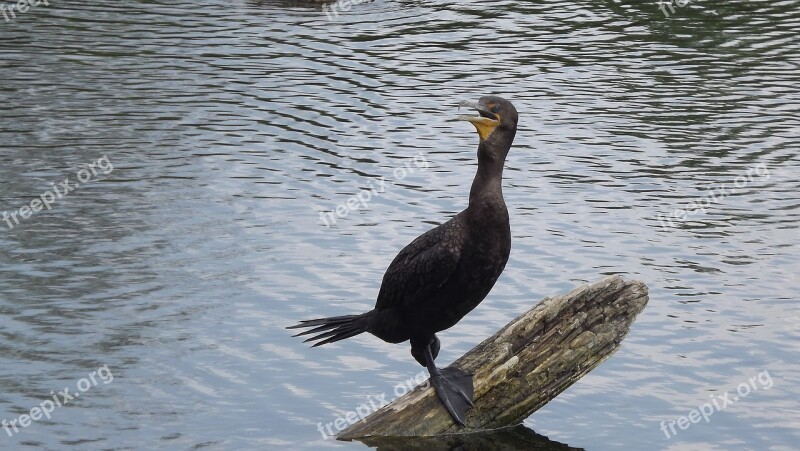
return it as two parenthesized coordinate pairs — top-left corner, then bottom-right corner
(1, 0), (798, 449)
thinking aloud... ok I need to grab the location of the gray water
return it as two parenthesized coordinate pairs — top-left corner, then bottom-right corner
(1, 0), (799, 449)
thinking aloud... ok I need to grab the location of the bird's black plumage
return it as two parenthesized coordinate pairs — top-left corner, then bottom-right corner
(289, 96), (519, 426)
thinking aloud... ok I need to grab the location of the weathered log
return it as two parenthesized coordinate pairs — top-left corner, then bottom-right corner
(338, 275), (648, 439)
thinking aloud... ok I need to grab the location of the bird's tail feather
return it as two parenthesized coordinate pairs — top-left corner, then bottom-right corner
(287, 313), (371, 347)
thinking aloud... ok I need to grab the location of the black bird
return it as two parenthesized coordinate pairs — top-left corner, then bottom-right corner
(289, 96), (518, 426)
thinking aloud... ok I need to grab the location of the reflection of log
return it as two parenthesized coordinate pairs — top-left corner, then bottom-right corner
(338, 275), (648, 439)
(356, 424), (583, 451)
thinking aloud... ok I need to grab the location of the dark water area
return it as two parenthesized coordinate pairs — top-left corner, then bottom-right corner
(0, 0), (798, 449)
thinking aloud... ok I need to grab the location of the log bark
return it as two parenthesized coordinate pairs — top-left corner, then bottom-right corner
(338, 275), (648, 440)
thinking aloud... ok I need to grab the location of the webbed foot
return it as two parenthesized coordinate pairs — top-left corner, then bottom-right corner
(429, 366), (474, 426)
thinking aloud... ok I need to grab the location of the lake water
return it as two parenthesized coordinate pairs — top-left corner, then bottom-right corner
(0, 0), (798, 449)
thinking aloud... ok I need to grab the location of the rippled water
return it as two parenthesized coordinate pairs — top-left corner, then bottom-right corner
(1, 0), (798, 449)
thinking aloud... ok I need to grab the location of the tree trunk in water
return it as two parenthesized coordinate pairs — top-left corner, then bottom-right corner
(338, 275), (649, 440)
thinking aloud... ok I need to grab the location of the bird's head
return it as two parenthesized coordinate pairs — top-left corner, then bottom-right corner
(457, 96), (518, 143)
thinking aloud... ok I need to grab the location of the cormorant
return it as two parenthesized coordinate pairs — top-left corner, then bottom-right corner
(289, 96), (518, 426)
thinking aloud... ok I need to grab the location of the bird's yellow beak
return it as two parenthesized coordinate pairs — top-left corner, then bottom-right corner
(457, 100), (500, 141)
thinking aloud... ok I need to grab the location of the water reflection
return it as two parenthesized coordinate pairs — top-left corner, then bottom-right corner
(353, 425), (581, 451)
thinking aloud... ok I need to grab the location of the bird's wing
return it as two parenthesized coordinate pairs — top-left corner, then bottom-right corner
(375, 215), (463, 311)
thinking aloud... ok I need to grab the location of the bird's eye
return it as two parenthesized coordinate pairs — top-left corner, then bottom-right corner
(491, 105), (500, 113)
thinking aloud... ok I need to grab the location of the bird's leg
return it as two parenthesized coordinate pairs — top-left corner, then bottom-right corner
(423, 340), (474, 426)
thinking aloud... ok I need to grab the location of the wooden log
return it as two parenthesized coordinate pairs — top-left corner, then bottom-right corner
(338, 275), (649, 440)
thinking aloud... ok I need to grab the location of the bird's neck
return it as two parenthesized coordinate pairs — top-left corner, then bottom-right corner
(468, 141), (507, 209)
